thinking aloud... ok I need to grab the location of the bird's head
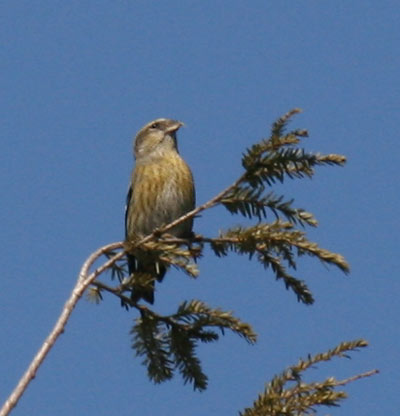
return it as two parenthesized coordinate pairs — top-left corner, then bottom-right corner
(134, 118), (184, 161)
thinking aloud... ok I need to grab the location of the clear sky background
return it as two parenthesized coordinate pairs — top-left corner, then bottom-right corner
(1, 1), (399, 415)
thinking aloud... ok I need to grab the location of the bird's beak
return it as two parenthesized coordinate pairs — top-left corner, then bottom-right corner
(165, 120), (184, 134)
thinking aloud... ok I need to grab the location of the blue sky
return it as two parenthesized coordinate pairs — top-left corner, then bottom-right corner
(1, 1), (399, 415)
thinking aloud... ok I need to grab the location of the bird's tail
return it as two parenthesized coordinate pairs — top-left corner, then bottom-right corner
(127, 254), (166, 304)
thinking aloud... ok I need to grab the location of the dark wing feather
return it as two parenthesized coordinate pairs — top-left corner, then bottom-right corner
(124, 184), (133, 239)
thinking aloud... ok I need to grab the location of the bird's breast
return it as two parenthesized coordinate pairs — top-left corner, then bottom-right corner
(128, 153), (195, 237)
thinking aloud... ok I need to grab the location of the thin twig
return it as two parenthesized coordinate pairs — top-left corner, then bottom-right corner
(92, 281), (186, 328)
(92, 280), (134, 306)
(335, 369), (379, 386)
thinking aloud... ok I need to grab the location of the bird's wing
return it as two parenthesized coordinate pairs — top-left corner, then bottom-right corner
(124, 183), (133, 239)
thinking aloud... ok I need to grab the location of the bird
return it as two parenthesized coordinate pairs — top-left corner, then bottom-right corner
(125, 118), (195, 304)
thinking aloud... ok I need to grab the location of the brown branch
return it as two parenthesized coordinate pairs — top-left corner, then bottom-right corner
(335, 369), (379, 386)
(0, 242), (123, 416)
(92, 281), (192, 332)
(287, 368), (379, 399)
(79, 242), (124, 283)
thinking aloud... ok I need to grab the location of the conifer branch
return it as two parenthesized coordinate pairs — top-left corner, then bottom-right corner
(240, 339), (377, 416)
(221, 187), (318, 226)
(131, 299), (256, 391)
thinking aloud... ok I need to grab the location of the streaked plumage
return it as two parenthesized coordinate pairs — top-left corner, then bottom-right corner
(125, 118), (195, 303)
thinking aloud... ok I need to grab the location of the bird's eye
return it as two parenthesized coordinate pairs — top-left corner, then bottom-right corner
(151, 123), (159, 129)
